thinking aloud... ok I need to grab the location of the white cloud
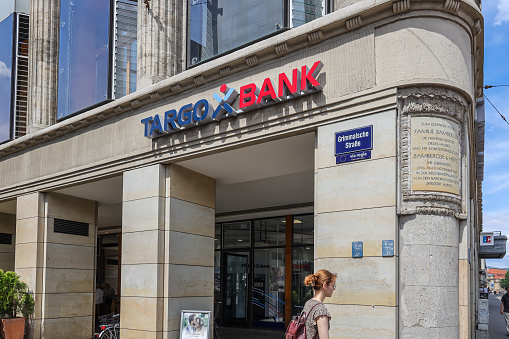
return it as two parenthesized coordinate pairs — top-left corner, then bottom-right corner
(494, 0), (509, 25)
(0, 61), (10, 78)
(484, 172), (509, 194)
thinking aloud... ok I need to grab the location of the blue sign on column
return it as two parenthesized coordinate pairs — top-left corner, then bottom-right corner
(335, 125), (373, 164)
(335, 125), (373, 155)
(382, 240), (394, 257)
(352, 241), (363, 258)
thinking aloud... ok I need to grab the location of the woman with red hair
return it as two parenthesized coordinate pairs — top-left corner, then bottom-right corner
(301, 269), (337, 339)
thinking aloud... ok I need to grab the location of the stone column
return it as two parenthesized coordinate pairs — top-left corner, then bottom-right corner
(0, 212), (15, 272)
(27, 0), (60, 133)
(15, 192), (97, 338)
(120, 164), (215, 338)
(314, 109), (398, 336)
(137, 0), (186, 89)
(397, 87), (468, 338)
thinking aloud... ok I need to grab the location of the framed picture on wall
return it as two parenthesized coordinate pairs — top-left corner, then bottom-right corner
(180, 310), (211, 339)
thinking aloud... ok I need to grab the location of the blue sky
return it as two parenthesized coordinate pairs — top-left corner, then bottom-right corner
(482, 0), (509, 268)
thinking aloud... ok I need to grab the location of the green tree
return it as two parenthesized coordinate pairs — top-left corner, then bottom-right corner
(500, 270), (509, 290)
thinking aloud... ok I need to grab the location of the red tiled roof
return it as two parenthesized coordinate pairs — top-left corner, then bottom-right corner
(488, 268), (507, 279)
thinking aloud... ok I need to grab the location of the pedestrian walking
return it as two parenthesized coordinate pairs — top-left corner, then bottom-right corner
(302, 269), (337, 339)
(500, 286), (509, 335)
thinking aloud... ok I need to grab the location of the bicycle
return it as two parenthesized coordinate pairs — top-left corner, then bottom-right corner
(96, 313), (120, 339)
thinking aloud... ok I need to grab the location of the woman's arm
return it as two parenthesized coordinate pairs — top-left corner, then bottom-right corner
(316, 315), (329, 339)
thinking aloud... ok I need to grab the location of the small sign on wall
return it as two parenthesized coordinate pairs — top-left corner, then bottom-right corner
(352, 241), (363, 258)
(382, 240), (394, 257)
(335, 126), (373, 164)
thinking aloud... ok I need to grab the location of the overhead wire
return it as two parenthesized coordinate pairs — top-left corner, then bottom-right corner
(483, 85), (509, 126)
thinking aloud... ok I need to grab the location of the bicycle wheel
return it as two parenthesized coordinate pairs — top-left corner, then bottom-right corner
(98, 328), (113, 339)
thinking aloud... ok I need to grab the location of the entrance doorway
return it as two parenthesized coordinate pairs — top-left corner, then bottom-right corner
(214, 215), (314, 332)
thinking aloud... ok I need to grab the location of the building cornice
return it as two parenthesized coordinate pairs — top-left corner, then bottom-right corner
(0, 0), (483, 158)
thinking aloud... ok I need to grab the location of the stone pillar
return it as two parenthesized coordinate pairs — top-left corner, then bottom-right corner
(27, 0), (60, 133)
(397, 87), (468, 338)
(314, 110), (398, 336)
(15, 192), (97, 338)
(137, 0), (186, 89)
(0, 212), (16, 272)
(120, 164), (215, 338)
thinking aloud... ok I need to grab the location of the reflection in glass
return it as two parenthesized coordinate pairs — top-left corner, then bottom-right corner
(254, 217), (285, 247)
(223, 222), (251, 248)
(291, 0), (323, 28)
(293, 214), (313, 245)
(113, 0), (137, 98)
(215, 223), (221, 249)
(214, 251), (221, 320)
(224, 253), (248, 325)
(0, 14), (14, 143)
(291, 245), (313, 316)
(58, 0), (111, 119)
(253, 248), (285, 329)
(189, 0), (284, 65)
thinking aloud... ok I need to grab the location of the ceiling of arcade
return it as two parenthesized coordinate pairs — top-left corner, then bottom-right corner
(0, 133), (315, 230)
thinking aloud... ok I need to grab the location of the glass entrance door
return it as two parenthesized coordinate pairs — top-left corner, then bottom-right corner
(223, 252), (249, 326)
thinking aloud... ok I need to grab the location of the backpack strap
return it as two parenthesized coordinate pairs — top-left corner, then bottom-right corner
(302, 302), (320, 322)
(304, 302), (321, 339)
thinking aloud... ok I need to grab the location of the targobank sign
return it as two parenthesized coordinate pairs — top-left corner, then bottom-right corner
(141, 61), (324, 138)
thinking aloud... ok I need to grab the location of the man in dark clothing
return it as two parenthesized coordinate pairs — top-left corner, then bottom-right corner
(500, 286), (509, 335)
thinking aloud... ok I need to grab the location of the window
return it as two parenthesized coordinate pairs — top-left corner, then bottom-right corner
(14, 14), (28, 138)
(58, 0), (137, 120)
(0, 14), (14, 143)
(291, 0), (324, 28)
(189, 0), (329, 65)
(0, 13), (29, 144)
(292, 214), (314, 316)
(113, 0), (137, 98)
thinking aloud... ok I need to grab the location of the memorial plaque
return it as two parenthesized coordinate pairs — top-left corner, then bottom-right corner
(411, 117), (460, 195)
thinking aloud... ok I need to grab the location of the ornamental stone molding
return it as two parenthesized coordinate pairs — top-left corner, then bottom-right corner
(393, 0), (410, 14)
(346, 16), (362, 30)
(219, 66), (231, 76)
(444, 0), (461, 12)
(245, 55), (258, 66)
(275, 43), (289, 55)
(398, 87), (469, 218)
(193, 75), (205, 85)
(308, 30), (324, 44)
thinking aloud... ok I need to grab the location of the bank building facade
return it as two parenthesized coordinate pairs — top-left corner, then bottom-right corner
(0, 0), (486, 338)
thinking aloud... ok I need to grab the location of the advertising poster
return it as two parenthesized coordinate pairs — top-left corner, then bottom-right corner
(180, 311), (211, 339)
(269, 266), (284, 292)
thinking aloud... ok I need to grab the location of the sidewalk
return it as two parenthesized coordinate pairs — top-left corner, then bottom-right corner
(217, 327), (283, 339)
(489, 294), (507, 338)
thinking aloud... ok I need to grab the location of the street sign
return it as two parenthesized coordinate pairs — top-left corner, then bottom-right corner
(335, 125), (373, 156)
